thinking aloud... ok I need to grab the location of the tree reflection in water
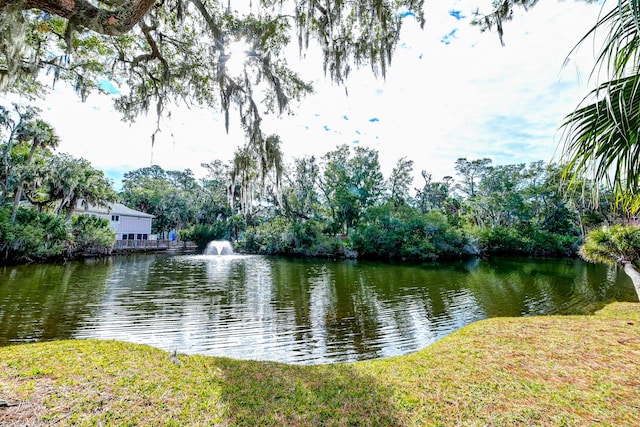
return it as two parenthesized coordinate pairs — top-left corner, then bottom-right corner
(0, 254), (635, 363)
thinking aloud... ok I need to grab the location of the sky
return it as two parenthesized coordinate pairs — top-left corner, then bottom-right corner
(3, 0), (609, 190)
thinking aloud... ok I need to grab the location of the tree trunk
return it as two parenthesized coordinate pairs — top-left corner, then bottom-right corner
(10, 184), (22, 222)
(10, 142), (40, 222)
(2, 0), (155, 36)
(622, 262), (640, 302)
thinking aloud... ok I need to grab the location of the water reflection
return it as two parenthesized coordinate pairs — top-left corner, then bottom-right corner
(0, 255), (636, 364)
(0, 259), (111, 344)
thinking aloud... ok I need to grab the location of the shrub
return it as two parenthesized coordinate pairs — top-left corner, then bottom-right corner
(180, 222), (232, 252)
(239, 217), (296, 255)
(238, 218), (345, 257)
(0, 206), (70, 262)
(291, 220), (343, 257)
(351, 205), (467, 261)
(470, 225), (579, 257)
(70, 215), (116, 255)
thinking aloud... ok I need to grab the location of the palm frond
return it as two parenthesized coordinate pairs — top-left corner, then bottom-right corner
(562, 1), (640, 203)
(580, 224), (640, 265)
(562, 74), (640, 190)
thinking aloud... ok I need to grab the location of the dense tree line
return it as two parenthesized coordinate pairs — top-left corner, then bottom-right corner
(0, 104), (116, 263)
(113, 142), (620, 261)
(0, 102), (631, 267)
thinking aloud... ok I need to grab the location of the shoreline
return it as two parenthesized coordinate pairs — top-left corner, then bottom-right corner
(1, 302), (638, 426)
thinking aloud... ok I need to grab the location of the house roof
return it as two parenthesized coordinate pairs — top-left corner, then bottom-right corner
(75, 200), (154, 219)
(110, 203), (155, 218)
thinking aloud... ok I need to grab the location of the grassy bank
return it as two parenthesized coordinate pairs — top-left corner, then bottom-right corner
(1, 303), (639, 426)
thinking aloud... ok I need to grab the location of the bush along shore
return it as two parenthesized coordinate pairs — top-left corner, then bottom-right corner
(0, 303), (638, 426)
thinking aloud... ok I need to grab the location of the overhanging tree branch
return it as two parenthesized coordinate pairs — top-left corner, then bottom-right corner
(1, 0), (156, 35)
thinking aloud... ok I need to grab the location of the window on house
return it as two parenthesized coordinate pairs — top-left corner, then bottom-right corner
(143, 234), (148, 240)
(128, 233), (135, 240)
(111, 215), (119, 221)
(122, 234), (128, 240)
(137, 234), (143, 240)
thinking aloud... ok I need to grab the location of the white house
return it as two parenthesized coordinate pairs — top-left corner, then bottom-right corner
(74, 202), (156, 242)
(108, 203), (156, 241)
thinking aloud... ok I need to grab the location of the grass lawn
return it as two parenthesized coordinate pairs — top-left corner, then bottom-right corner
(1, 303), (638, 426)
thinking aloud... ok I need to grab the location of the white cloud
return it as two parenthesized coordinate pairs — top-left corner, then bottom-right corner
(23, 87), (245, 186)
(265, 0), (607, 183)
(3, 0), (608, 189)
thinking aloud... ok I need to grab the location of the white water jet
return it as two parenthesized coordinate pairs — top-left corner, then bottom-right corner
(204, 240), (234, 255)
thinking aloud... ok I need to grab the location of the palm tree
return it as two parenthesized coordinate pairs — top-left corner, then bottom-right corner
(10, 118), (59, 222)
(49, 154), (115, 220)
(580, 225), (640, 301)
(0, 104), (38, 204)
(561, 1), (640, 207)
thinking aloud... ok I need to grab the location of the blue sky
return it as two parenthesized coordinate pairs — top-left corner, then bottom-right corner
(8, 0), (608, 189)
(254, 0), (606, 183)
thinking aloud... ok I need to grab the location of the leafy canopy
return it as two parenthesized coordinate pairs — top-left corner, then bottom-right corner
(560, 1), (640, 211)
(1, 0), (575, 148)
(0, 0), (427, 148)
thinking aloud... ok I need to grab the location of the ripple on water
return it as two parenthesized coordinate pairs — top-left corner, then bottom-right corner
(1, 255), (636, 363)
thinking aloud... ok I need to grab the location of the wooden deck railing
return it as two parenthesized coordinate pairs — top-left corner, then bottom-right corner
(111, 240), (198, 253)
(113, 240), (170, 250)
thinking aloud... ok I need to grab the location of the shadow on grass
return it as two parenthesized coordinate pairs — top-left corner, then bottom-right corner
(208, 357), (403, 426)
(0, 340), (403, 426)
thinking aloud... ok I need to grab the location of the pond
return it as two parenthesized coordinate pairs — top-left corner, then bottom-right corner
(0, 253), (636, 364)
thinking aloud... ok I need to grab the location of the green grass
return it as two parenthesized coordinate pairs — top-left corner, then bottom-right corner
(1, 303), (639, 426)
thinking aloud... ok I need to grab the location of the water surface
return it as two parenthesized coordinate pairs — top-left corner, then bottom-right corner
(0, 254), (636, 364)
